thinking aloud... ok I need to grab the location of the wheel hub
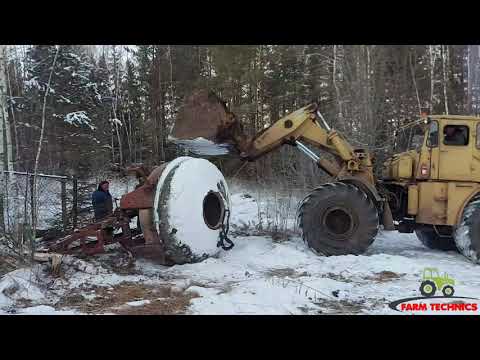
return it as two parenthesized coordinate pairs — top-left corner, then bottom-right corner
(203, 191), (226, 230)
(323, 207), (354, 238)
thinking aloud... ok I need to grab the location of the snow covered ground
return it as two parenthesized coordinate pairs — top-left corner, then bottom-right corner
(1, 180), (480, 315)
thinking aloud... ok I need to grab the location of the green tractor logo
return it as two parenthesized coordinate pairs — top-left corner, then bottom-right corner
(419, 268), (455, 297)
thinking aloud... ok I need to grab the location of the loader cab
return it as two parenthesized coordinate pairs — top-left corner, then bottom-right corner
(393, 121), (427, 154)
(420, 115), (480, 182)
(383, 115), (480, 182)
(382, 118), (429, 181)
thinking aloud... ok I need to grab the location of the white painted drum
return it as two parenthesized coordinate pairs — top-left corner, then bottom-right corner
(153, 157), (231, 264)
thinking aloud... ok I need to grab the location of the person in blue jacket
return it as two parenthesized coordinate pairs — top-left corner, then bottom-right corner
(92, 180), (113, 221)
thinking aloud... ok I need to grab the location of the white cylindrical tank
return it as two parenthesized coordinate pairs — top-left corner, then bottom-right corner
(151, 156), (231, 264)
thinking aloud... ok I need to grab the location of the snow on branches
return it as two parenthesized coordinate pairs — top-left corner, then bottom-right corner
(64, 111), (96, 131)
(109, 118), (122, 127)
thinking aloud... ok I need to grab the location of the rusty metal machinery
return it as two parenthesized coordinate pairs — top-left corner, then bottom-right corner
(46, 157), (232, 265)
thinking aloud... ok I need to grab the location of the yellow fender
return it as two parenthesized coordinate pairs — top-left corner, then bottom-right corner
(455, 189), (480, 226)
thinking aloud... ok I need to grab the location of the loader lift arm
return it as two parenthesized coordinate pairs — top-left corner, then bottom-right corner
(236, 103), (376, 187)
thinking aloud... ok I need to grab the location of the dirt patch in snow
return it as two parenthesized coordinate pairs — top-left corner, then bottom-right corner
(320, 272), (354, 283)
(86, 251), (140, 276)
(363, 271), (405, 283)
(264, 267), (310, 279)
(56, 281), (199, 315)
(297, 296), (389, 315)
(310, 298), (370, 314)
(114, 294), (198, 315)
(230, 224), (296, 243)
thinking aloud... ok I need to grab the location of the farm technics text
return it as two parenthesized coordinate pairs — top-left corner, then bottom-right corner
(400, 302), (478, 312)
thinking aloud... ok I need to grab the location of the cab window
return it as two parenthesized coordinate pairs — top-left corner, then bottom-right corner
(443, 125), (469, 146)
(427, 120), (438, 147)
(394, 123), (426, 152)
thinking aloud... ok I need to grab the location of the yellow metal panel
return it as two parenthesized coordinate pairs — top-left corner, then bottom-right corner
(416, 182), (447, 225)
(392, 159), (399, 178)
(408, 185), (418, 215)
(328, 131), (353, 161)
(398, 157), (413, 179)
(472, 122), (480, 181)
(416, 182), (480, 226)
(433, 182), (448, 201)
(438, 121), (472, 181)
(429, 115), (480, 121)
(447, 183), (479, 225)
(430, 146), (439, 179)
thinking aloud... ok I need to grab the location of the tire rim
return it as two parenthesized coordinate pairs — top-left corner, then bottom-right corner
(444, 287), (452, 296)
(323, 207), (354, 238)
(424, 284), (433, 293)
(202, 191), (226, 230)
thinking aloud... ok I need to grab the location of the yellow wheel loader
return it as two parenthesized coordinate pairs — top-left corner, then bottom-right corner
(170, 90), (480, 264)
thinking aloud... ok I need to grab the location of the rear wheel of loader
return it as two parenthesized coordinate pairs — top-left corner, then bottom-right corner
(454, 194), (480, 264)
(297, 182), (379, 256)
(414, 227), (457, 251)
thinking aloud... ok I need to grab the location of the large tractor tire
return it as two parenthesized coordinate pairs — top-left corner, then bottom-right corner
(415, 227), (457, 251)
(152, 157), (231, 265)
(454, 194), (480, 264)
(297, 182), (379, 256)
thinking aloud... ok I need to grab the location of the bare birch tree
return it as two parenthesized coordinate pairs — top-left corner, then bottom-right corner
(442, 45), (449, 115)
(0, 45), (17, 235)
(409, 50), (422, 114)
(111, 45), (124, 165)
(31, 46), (60, 257)
(0, 45), (13, 173)
(467, 45), (473, 114)
(0, 45), (7, 235)
(332, 45), (344, 125)
(429, 45), (436, 113)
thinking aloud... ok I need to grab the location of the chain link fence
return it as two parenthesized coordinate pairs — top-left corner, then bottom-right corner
(0, 171), (96, 242)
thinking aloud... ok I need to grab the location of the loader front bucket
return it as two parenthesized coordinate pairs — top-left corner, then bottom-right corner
(169, 89), (248, 156)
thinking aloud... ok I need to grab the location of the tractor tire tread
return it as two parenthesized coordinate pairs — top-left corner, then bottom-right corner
(454, 193), (480, 264)
(297, 182), (379, 256)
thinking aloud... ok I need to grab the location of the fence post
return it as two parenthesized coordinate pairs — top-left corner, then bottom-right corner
(0, 193), (5, 234)
(30, 174), (34, 227)
(61, 179), (67, 232)
(72, 176), (78, 230)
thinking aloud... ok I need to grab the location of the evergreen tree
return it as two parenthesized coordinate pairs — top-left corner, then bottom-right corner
(5, 44), (478, 185)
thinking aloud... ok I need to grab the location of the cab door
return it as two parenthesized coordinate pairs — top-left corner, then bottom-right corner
(471, 122), (480, 180)
(438, 121), (472, 181)
(426, 119), (439, 180)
